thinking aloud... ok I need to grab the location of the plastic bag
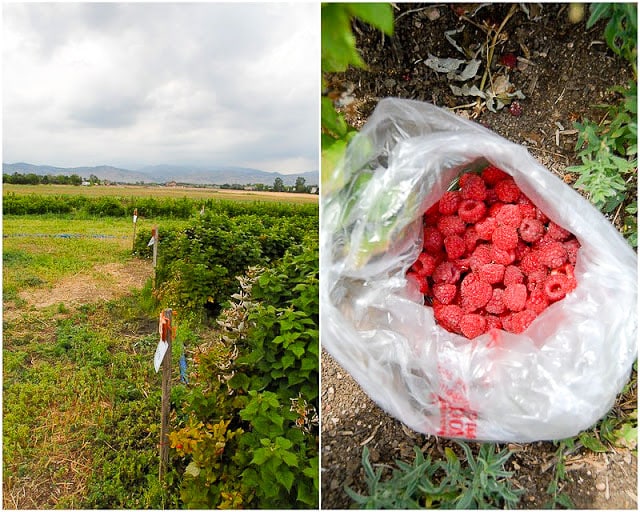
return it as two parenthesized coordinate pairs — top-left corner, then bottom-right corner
(320, 98), (637, 442)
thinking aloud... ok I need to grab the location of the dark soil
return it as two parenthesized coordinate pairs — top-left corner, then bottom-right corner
(322, 3), (636, 509)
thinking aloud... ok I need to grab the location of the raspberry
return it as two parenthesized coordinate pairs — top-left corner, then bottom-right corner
(476, 217), (498, 240)
(563, 238), (581, 265)
(499, 52), (517, 69)
(518, 202), (537, 219)
(461, 174), (487, 201)
(444, 235), (466, 259)
(481, 165), (510, 185)
(488, 202), (507, 218)
(460, 313), (487, 339)
(492, 225), (519, 250)
(406, 271), (429, 294)
(503, 265), (524, 285)
(526, 268), (548, 292)
(508, 309), (537, 333)
(432, 261), (461, 284)
(509, 101), (523, 117)
(437, 215), (466, 236)
(460, 273), (492, 312)
(469, 244), (493, 270)
(490, 245), (516, 265)
(535, 207), (549, 224)
(496, 204), (523, 228)
(519, 250), (543, 274)
(539, 242), (568, 269)
(458, 199), (487, 223)
(518, 218), (545, 243)
(504, 283), (527, 312)
(546, 221), (571, 241)
(494, 178), (521, 203)
(485, 315), (502, 331)
(439, 191), (462, 215)
(411, 252), (437, 276)
(463, 227), (479, 253)
(423, 226), (444, 253)
(515, 240), (530, 261)
(544, 274), (572, 302)
(478, 263), (505, 284)
(434, 304), (463, 332)
(485, 287), (506, 315)
(433, 283), (458, 304)
(526, 288), (549, 314)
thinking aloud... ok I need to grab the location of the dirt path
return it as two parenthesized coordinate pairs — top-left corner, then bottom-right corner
(5, 259), (153, 317)
(322, 4), (636, 509)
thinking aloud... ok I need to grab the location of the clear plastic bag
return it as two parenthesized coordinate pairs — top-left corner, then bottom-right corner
(321, 98), (637, 442)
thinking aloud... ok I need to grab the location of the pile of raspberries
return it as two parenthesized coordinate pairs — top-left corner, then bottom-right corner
(406, 166), (581, 339)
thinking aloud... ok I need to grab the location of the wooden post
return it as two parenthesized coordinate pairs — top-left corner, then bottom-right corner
(132, 208), (138, 252)
(159, 308), (172, 481)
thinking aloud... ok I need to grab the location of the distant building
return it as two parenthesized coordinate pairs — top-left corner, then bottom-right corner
(166, 181), (178, 187)
(81, 180), (90, 186)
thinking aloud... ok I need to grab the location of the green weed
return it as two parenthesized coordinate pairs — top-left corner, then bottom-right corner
(346, 442), (522, 509)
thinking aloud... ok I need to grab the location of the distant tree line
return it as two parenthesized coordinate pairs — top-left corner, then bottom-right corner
(3, 172), (318, 193)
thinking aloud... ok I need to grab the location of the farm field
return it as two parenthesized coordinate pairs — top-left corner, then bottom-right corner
(3, 192), (319, 508)
(3, 183), (319, 204)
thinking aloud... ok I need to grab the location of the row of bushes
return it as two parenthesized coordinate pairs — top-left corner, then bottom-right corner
(3, 192), (318, 220)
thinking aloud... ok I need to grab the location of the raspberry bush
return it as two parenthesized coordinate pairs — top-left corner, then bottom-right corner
(407, 166), (581, 339)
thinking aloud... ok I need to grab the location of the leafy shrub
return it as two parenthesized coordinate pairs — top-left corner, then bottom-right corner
(169, 241), (319, 508)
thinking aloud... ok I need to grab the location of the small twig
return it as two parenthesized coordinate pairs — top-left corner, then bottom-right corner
(360, 423), (381, 446)
(395, 4), (445, 22)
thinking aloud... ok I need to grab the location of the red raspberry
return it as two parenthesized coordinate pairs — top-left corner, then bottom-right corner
(406, 271), (429, 294)
(476, 217), (498, 240)
(488, 202), (507, 217)
(539, 241), (568, 269)
(544, 274), (572, 302)
(411, 252), (437, 276)
(563, 238), (581, 265)
(423, 226), (444, 253)
(433, 304), (463, 332)
(461, 174), (487, 201)
(535, 207), (549, 224)
(481, 165), (510, 185)
(519, 218), (545, 243)
(433, 283), (458, 304)
(503, 265), (524, 285)
(458, 199), (487, 223)
(444, 235), (466, 259)
(463, 227), (479, 253)
(494, 178), (521, 203)
(478, 263), (505, 284)
(515, 240), (530, 261)
(437, 215), (466, 236)
(504, 283), (527, 312)
(438, 191), (462, 215)
(490, 245), (516, 265)
(526, 268), (548, 292)
(460, 313), (488, 339)
(496, 204), (524, 227)
(485, 287), (506, 315)
(526, 288), (549, 314)
(518, 202), (537, 219)
(492, 225), (519, 250)
(432, 261), (461, 284)
(424, 203), (441, 226)
(509, 101), (523, 117)
(499, 52), (517, 69)
(508, 309), (537, 333)
(519, 250), (543, 274)
(485, 315), (503, 331)
(460, 273), (493, 312)
(469, 244), (493, 270)
(546, 221), (571, 241)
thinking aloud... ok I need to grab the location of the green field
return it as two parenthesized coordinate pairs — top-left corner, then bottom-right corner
(3, 183), (318, 204)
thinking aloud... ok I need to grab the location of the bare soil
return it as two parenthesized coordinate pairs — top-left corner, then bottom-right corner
(322, 3), (637, 509)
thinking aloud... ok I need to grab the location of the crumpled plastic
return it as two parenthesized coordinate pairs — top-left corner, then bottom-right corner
(321, 98), (637, 442)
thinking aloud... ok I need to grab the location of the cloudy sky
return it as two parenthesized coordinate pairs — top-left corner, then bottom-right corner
(3, 2), (319, 174)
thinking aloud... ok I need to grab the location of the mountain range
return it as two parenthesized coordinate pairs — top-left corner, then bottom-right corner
(2, 162), (318, 187)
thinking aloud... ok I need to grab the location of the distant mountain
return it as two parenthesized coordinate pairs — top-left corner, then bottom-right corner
(2, 162), (318, 187)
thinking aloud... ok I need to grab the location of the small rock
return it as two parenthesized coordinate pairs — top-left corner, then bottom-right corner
(596, 482), (606, 492)
(384, 78), (397, 89)
(426, 7), (440, 21)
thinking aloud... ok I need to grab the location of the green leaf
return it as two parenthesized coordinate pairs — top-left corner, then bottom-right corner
(347, 3), (394, 35)
(587, 3), (612, 29)
(579, 432), (609, 452)
(185, 461), (201, 478)
(321, 4), (366, 73)
(275, 467), (295, 492)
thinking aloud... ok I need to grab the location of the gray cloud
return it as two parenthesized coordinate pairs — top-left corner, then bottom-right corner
(3, 2), (319, 173)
